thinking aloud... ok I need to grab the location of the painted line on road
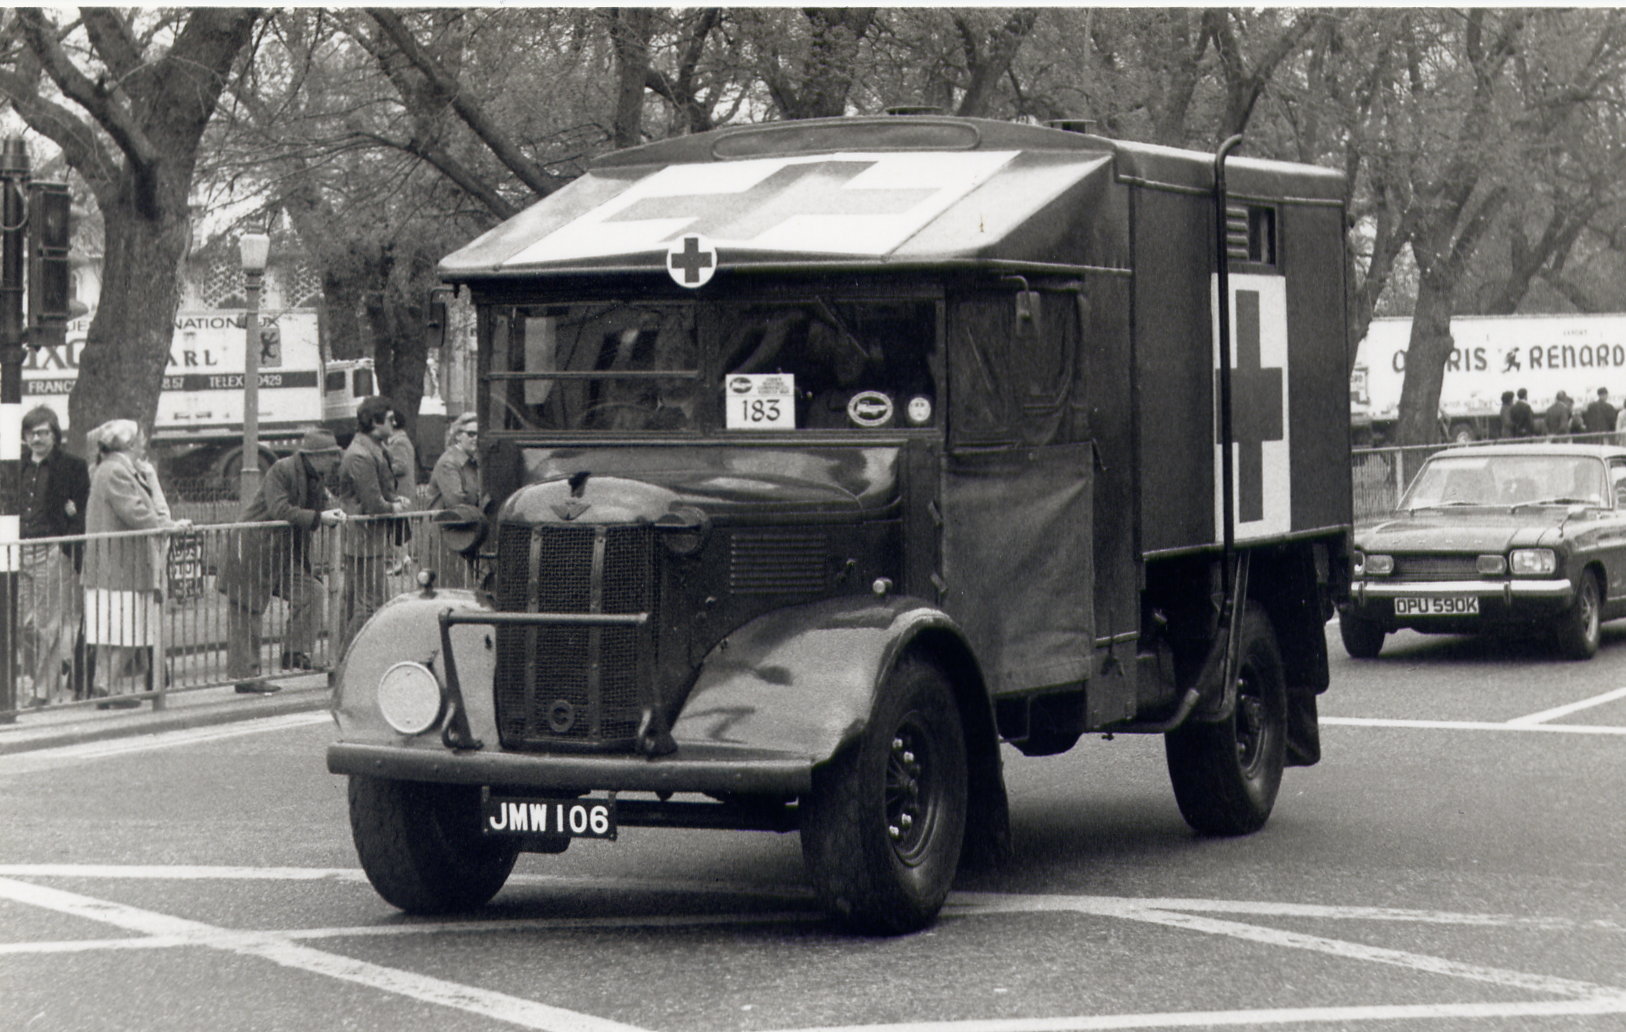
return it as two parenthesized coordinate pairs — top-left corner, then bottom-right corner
(1321, 715), (1626, 735)
(0, 876), (652, 1032)
(1507, 685), (1626, 725)
(771, 999), (1626, 1032)
(7, 868), (1626, 1032)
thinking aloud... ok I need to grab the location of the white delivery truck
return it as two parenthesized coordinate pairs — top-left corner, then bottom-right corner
(1352, 313), (1626, 444)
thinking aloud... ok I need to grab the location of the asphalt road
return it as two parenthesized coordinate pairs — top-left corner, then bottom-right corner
(2, 622), (1624, 1032)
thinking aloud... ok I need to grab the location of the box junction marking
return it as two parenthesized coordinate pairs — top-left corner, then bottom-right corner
(2, 866), (1624, 1032)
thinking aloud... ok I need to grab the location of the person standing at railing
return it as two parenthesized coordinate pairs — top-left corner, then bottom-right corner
(335, 397), (408, 654)
(17, 405), (89, 708)
(384, 409), (419, 576)
(427, 412), (479, 511)
(81, 419), (191, 708)
(219, 428), (347, 695)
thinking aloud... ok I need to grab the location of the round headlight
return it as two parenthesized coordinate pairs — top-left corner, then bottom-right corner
(377, 662), (444, 735)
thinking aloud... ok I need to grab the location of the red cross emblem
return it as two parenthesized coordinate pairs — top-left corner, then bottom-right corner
(667, 234), (717, 288)
(1217, 288), (1285, 524)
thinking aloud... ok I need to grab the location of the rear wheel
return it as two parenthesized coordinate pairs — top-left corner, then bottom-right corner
(1338, 610), (1386, 659)
(348, 776), (518, 914)
(800, 658), (967, 935)
(1555, 570), (1601, 660)
(1165, 603), (1286, 836)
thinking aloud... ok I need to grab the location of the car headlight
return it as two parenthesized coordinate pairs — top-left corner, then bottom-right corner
(377, 661), (444, 735)
(1357, 552), (1393, 576)
(1509, 549), (1557, 576)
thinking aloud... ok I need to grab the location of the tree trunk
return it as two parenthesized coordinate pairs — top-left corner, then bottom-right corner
(68, 189), (190, 454)
(1394, 270), (1455, 448)
(366, 294), (427, 436)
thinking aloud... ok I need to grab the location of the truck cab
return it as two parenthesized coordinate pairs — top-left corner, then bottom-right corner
(329, 115), (1352, 933)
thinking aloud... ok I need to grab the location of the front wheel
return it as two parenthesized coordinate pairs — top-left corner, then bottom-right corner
(349, 776), (519, 914)
(1165, 603), (1287, 836)
(1339, 610), (1386, 659)
(800, 657), (968, 935)
(1555, 571), (1601, 660)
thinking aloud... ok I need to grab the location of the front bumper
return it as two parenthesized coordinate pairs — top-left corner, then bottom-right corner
(327, 740), (813, 796)
(1346, 577), (1576, 629)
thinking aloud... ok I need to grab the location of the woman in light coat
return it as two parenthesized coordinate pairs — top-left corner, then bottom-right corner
(81, 419), (190, 705)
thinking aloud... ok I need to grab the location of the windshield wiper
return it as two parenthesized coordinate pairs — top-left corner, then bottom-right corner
(1409, 501), (1480, 510)
(1514, 497), (1594, 509)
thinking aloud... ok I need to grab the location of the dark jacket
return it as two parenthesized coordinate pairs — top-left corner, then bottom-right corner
(219, 453), (331, 608)
(1584, 399), (1618, 434)
(427, 447), (478, 511)
(336, 432), (402, 557)
(22, 446), (90, 569)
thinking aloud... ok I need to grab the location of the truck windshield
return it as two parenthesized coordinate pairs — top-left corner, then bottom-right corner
(485, 298), (937, 433)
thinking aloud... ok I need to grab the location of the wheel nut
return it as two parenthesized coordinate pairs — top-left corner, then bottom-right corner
(888, 825), (901, 840)
(900, 813), (913, 830)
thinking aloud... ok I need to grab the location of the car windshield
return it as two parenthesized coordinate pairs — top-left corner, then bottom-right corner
(1403, 454), (1607, 509)
(485, 298), (937, 433)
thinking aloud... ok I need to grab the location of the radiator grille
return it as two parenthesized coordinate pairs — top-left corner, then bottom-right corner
(493, 523), (655, 750)
(729, 529), (829, 595)
(1392, 554), (1484, 581)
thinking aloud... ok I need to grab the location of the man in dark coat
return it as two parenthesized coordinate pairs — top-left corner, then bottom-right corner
(1544, 391), (1572, 440)
(1510, 388), (1536, 437)
(1584, 388), (1618, 436)
(18, 405), (90, 705)
(334, 396), (408, 654)
(220, 428), (345, 693)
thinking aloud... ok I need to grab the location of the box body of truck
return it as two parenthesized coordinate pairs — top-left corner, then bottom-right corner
(328, 116), (1352, 932)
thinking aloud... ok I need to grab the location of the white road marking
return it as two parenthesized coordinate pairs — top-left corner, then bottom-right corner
(5, 866), (1626, 1031)
(0, 711), (332, 772)
(0, 876), (651, 1032)
(770, 999), (1626, 1032)
(1321, 715), (1626, 735)
(1507, 685), (1626, 725)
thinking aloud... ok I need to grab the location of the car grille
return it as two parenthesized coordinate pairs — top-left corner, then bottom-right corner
(493, 522), (656, 750)
(1391, 554), (1485, 581)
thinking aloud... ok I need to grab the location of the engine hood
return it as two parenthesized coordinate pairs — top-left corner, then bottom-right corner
(1357, 508), (1578, 553)
(511, 445), (899, 520)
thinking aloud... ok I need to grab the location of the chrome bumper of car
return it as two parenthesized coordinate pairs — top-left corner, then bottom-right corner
(1353, 578), (1572, 601)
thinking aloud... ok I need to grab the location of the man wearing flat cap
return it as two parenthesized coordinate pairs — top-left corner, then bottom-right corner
(218, 428), (346, 694)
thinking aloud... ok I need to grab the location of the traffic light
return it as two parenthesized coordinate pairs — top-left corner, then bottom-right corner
(27, 181), (70, 349)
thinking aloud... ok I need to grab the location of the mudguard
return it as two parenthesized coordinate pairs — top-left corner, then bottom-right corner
(673, 594), (983, 763)
(331, 589), (500, 742)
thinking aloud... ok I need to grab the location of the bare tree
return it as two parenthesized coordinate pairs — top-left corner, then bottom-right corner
(0, 7), (259, 449)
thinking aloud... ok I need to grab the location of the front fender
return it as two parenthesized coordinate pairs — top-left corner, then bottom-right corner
(332, 589), (499, 741)
(671, 594), (976, 763)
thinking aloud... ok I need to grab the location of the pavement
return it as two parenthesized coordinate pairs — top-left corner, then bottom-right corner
(0, 671), (332, 755)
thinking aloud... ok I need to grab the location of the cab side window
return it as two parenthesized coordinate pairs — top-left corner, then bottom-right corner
(1610, 460), (1626, 506)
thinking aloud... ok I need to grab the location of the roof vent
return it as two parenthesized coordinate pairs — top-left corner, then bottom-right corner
(885, 105), (945, 117)
(1046, 118), (1099, 135)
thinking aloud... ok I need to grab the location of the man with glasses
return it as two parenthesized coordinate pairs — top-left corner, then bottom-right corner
(17, 406), (90, 707)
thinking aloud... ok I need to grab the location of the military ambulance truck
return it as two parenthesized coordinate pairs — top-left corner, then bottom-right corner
(328, 115), (1353, 933)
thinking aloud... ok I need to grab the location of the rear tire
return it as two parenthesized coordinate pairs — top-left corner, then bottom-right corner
(348, 776), (518, 914)
(1339, 610), (1386, 659)
(800, 658), (967, 935)
(1165, 603), (1287, 836)
(1555, 570), (1601, 660)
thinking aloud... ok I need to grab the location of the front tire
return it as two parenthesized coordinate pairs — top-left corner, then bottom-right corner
(349, 776), (519, 914)
(1165, 603), (1287, 836)
(800, 657), (968, 935)
(1555, 570), (1602, 660)
(1339, 610), (1386, 659)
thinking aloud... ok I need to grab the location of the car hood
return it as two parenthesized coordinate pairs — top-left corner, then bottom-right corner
(1357, 508), (1576, 552)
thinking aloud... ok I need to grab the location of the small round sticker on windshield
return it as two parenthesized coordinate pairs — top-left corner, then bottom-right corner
(906, 396), (933, 425)
(666, 234), (717, 288)
(847, 391), (894, 427)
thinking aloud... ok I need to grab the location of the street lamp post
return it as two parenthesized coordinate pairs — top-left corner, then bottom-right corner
(238, 232), (269, 503)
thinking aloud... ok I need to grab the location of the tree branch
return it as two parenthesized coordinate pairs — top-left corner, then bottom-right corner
(15, 7), (160, 171)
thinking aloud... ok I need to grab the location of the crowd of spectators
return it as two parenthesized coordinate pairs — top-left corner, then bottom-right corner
(11, 395), (470, 710)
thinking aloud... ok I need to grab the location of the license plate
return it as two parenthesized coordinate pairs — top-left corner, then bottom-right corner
(1394, 596), (1479, 616)
(482, 791), (617, 840)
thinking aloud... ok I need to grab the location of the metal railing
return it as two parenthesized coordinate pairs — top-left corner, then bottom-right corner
(0, 509), (476, 718)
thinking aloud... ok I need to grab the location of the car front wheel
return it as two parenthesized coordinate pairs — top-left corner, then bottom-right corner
(1339, 610), (1386, 659)
(1555, 571), (1602, 660)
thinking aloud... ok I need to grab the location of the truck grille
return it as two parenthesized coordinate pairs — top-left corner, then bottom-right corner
(1392, 554), (1484, 581)
(493, 522), (656, 750)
